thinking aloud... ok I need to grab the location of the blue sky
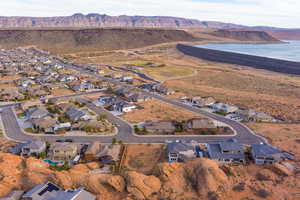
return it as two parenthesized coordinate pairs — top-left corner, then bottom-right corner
(1, 0), (299, 28)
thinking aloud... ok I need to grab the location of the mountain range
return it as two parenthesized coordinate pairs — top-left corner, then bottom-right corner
(0, 13), (296, 30)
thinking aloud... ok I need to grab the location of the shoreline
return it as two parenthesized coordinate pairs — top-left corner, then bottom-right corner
(176, 43), (300, 76)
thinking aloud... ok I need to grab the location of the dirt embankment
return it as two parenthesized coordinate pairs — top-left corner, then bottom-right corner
(0, 28), (198, 54)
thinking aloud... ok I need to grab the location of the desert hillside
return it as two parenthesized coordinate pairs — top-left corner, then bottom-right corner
(208, 29), (280, 42)
(0, 28), (282, 54)
(0, 152), (298, 200)
(0, 28), (198, 53)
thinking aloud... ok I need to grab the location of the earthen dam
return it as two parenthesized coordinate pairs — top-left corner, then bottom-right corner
(177, 44), (300, 75)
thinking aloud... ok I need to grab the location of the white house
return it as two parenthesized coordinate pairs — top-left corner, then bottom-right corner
(212, 103), (238, 113)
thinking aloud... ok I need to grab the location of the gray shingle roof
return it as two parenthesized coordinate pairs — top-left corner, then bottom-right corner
(167, 141), (195, 153)
(251, 144), (282, 157)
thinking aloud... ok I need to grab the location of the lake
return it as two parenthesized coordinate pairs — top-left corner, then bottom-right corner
(195, 40), (300, 62)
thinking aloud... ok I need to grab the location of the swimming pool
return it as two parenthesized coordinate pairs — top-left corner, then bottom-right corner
(43, 159), (59, 166)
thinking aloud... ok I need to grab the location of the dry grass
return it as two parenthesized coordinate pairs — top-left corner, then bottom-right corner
(123, 144), (165, 174)
(51, 88), (74, 96)
(141, 65), (195, 81)
(122, 99), (201, 123)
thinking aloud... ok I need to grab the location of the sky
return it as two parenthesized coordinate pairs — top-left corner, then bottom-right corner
(1, 0), (300, 28)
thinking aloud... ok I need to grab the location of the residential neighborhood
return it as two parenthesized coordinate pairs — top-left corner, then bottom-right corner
(0, 46), (297, 200)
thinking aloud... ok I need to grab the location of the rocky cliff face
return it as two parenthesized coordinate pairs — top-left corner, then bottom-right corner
(208, 30), (280, 42)
(0, 13), (246, 29)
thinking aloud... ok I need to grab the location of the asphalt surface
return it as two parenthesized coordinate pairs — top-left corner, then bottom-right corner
(0, 64), (266, 145)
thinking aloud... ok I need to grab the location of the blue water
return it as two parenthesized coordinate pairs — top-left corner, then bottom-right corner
(195, 40), (300, 62)
(44, 159), (58, 166)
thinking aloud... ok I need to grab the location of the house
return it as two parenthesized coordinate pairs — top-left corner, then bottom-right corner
(53, 122), (72, 132)
(253, 111), (275, 122)
(84, 142), (101, 162)
(167, 141), (197, 162)
(22, 182), (96, 200)
(236, 109), (275, 122)
(187, 96), (203, 105)
(49, 142), (79, 160)
(202, 97), (216, 106)
(0, 190), (24, 200)
(212, 103), (238, 114)
(127, 92), (151, 102)
(120, 75), (134, 82)
(17, 78), (35, 87)
(236, 109), (257, 121)
(112, 101), (136, 113)
(66, 108), (89, 122)
(153, 84), (175, 95)
(250, 144), (291, 164)
(21, 140), (46, 157)
(207, 139), (245, 163)
(56, 103), (75, 113)
(97, 95), (118, 106)
(185, 118), (216, 129)
(72, 82), (95, 92)
(30, 116), (57, 133)
(144, 121), (176, 134)
(57, 74), (78, 82)
(26, 107), (49, 120)
(21, 101), (42, 111)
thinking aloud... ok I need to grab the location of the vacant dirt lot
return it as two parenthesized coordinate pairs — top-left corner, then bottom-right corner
(122, 99), (200, 123)
(0, 83), (16, 90)
(123, 144), (165, 174)
(51, 88), (74, 96)
(0, 75), (21, 81)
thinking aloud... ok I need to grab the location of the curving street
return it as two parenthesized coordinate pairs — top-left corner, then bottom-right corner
(0, 63), (267, 145)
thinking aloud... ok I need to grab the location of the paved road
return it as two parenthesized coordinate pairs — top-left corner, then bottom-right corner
(0, 91), (265, 145)
(0, 63), (266, 145)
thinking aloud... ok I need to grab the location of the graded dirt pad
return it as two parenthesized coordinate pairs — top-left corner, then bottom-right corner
(123, 144), (165, 174)
(122, 99), (201, 123)
(0, 83), (16, 89)
(247, 123), (300, 160)
(50, 88), (74, 96)
(0, 75), (21, 81)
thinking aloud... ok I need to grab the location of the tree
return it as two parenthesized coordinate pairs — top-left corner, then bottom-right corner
(97, 114), (107, 121)
(112, 137), (118, 145)
(134, 125), (140, 133)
